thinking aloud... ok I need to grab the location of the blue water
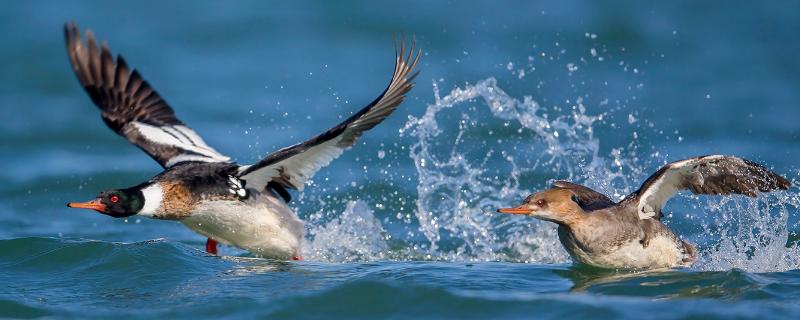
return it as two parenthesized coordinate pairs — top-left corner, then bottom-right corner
(1, 1), (799, 319)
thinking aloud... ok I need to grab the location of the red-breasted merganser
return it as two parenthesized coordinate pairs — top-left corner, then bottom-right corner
(497, 155), (791, 269)
(63, 22), (420, 260)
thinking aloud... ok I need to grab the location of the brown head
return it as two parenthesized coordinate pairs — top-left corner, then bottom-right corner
(496, 188), (585, 225)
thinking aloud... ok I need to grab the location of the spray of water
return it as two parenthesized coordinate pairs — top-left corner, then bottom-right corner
(695, 191), (800, 272)
(303, 201), (389, 262)
(303, 76), (798, 271)
(396, 77), (648, 262)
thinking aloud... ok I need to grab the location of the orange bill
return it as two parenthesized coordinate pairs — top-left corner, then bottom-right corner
(67, 199), (106, 212)
(496, 205), (531, 215)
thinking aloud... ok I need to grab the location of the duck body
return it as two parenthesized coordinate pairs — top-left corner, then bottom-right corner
(498, 155), (789, 270)
(62, 22), (420, 259)
(135, 162), (303, 259)
(180, 197), (303, 260)
(556, 207), (695, 269)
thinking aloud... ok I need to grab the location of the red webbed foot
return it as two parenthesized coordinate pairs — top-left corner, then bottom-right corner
(206, 238), (218, 255)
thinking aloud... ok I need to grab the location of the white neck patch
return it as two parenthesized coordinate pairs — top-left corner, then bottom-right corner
(139, 183), (163, 217)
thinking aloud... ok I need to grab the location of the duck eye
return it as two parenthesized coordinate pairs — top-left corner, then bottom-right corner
(110, 195), (120, 203)
(535, 199), (546, 206)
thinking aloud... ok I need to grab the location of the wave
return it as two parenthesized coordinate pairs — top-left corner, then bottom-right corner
(263, 277), (800, 319)
(2, 237), (800, 319)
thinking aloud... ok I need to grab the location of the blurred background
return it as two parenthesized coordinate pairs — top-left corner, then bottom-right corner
(0, 1), (797, 259)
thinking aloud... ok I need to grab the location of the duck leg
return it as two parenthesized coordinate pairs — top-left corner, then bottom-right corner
(205, 238), (218, 255)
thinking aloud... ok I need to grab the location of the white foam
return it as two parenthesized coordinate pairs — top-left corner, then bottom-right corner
(694, 189), (800, 272)
(303, 201), (389, 262)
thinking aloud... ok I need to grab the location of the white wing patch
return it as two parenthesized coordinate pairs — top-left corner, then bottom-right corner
(636, 156), (725, 219)
(239, 137), (345, 191)
(637, 164), (687, 220)
(165, 155), (225, 167)
(227, 175), (247, 198)
(132, 122), (231, 166)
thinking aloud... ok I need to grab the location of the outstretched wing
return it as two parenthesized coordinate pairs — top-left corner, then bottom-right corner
(64, 22), (230, 168)
(551, 181), (616, 211)
(238, 38), (421, 191)
(630, 155), (790, 220)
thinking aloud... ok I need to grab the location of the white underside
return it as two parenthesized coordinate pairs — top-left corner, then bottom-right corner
(636, 155), (726, 220)
(240, 137), (345, 191)
(570, 236), (689, 269)
(180, 199), (304, 259)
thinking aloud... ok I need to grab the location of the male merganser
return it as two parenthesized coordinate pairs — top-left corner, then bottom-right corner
(63, 22), (420, 260)
(497, 155), (791, 269)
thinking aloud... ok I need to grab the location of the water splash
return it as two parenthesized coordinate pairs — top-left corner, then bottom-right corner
(695, 190), (800, 272)
(303, 201), (389, 262)
(398, 77), (638, 262)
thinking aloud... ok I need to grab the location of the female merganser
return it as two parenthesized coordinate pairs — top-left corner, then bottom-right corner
(63, 22), (420, 260)
(497, 155), (791, 269)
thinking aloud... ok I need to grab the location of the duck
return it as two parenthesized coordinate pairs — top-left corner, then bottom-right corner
(63, 22), (420, 260)
(497, 155), (791, 269)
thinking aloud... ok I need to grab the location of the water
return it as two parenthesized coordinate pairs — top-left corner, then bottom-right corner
(2, 1), (799, 319)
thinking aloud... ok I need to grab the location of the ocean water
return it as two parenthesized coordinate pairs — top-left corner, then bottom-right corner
(1, 1), (799, 319)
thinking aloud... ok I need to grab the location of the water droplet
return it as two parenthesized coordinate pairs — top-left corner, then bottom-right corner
(566, 63), (578, 72)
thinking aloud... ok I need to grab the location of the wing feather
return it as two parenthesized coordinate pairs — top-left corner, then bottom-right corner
(551, 181), (616, 211)
(239, 37), (421, 190)
(64, 22), (230, 167)
(629, 155), (790, 219)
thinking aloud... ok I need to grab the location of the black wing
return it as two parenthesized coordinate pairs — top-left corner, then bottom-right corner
(238, 37), (421, 191)
(551, 181), (616, 211)
(629, 155), (790, 219)
(64, 22), (230, 168)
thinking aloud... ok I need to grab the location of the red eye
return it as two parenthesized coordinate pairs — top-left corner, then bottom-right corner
(536, 199), (546, 206)
(110, 195), (120, 203)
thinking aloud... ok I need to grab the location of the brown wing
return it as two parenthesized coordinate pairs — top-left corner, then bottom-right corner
(238, 37), (421, 191)
(552, 181), (616, 211)
(64, 22), (230, 167)
(629, 155), (791, 220)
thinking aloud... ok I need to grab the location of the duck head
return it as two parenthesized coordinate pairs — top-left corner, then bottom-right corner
(497, 188), (585, 225)
(67, 187), (144, 218)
